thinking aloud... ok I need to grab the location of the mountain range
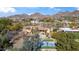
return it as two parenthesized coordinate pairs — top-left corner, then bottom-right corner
(4, 10), (79, 21)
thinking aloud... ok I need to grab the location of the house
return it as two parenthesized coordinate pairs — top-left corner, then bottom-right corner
(39, 32), (47, 39)
(22, 26), (32, 35)
(38, 26), (52, 38)
(38, 26), (51, 33)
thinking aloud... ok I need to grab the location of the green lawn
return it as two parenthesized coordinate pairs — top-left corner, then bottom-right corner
(41, 46), (56, 49)
(43, 38), (56, 42)
(75, 39), (79, 42)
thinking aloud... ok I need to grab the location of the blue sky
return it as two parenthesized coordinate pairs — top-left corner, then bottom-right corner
(0, 7), (78, 17)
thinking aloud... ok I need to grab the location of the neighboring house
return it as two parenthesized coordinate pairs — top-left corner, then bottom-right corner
(59, 28), (79, 32)
(31, 20), (39, 24)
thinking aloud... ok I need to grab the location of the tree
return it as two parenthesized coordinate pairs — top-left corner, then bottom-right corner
(0, 33), (10, 50)
(52, 32), (79, 51)
(69, 22), (77, 28)
(40, 17), (54, 22)
(7, 23), (23, 31)
(20, 34), (42, 51)
(0, 18), (12, 32)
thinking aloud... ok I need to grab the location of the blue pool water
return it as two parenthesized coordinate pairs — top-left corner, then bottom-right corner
(41, 41), (56, 47)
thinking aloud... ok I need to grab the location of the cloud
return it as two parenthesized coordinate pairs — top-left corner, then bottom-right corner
(0, 7), (16, 13)
(51, 7), (62, 12)
(49, 7), (61, 10)
(27, 12), (36, 15)
(49, 7), (55, 8)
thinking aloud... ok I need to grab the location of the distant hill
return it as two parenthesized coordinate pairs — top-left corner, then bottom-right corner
(7, 14), (30, 20)
(6, 13), (48, 21)
(51, 10), (79, 20)
(57, 11), (79, 16)
(3, 10), (79, 21)
(30, 13), (48, 19)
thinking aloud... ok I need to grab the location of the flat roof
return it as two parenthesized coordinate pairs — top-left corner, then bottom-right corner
(59, 28), (79, 32)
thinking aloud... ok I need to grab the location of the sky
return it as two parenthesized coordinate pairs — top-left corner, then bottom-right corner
(0, 7), (79, 17)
